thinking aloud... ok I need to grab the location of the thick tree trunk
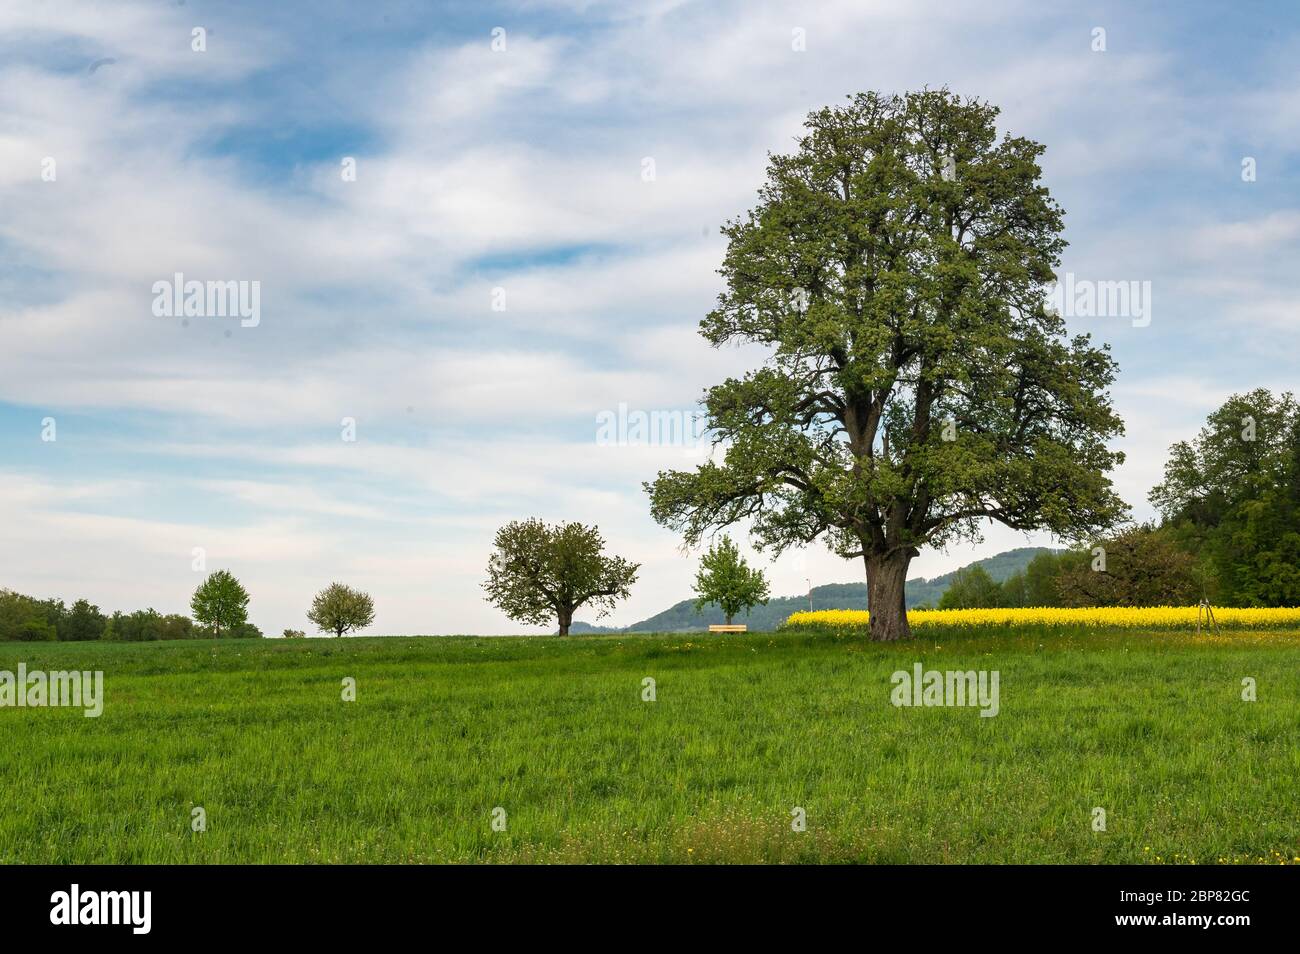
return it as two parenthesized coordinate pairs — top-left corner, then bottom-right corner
(557, 606), (573, 637)
(865, 550), (914, 641)
(725, 612), (734, 625)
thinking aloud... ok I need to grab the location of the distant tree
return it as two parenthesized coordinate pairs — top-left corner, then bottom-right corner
(1054, 525), (1200, 607)
(282, 628), (306, 639)
(307, 583), (375, 638)
(190, 570), (250, 639)
(484, 519), (639, 636)
(102, 610), (125, 642)
(107, 611), (134, 641)
(36, 598), (67, 639)
(158, 614), (194, 640)
(998, 571), (1028, 608)
(938, 565), (1002, 609)
(139, 609), (165, 641)
(0, 589), (42, 641)
(62, 599), (108, 642)
(1023, 551), (1065, 607)
(109, 609), (164, 642)
(1222, 492), (1300, 606)
(1151, 389), (1296, 529)
(693, 535), (770, 625)
(1151, 389), (1300, 605)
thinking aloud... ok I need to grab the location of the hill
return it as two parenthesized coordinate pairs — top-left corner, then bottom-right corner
(571, 546), (1058, 633)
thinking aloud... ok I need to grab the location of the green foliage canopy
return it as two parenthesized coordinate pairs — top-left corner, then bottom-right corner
(692, 535), (771, 624)
(1054, 525), (1200, 608)
(484, 519), (639, 636)
(646, 89), (1127, 640)
(190, 570), (250, 639)
(307, 583), (376, 638)
(1151, 389), (1300, 606)
(938, 565), (1002, 609)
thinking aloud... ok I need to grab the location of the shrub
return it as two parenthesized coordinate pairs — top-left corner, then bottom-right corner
(17, 618), (56, 642)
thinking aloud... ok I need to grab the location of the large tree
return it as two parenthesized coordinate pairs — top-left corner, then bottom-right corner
(483, 519), (639, 636)
(190, 569), (250, 639)
(647, 90), (1127, 640)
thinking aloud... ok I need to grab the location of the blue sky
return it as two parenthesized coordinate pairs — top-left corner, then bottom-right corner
(1, 0), (1297, 635)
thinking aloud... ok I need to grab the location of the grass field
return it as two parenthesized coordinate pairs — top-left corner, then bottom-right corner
(3, 628), (1299, 864)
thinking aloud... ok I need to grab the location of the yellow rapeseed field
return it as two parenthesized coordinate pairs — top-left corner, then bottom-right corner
(784, 606), (1300, 631)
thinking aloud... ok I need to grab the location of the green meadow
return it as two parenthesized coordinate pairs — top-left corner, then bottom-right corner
(2, 629), (1298, 864)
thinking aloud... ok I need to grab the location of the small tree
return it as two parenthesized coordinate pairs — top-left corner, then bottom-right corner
(307, 583), (375, 638)
(484, 519), (639, 636)
(190, 570), (250, 639)
(693, 535), (770, 625)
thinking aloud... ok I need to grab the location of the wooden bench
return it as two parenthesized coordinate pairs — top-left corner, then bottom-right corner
(708, 624), (748, 633)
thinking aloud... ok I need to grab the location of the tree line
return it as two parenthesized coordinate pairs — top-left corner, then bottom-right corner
(0, 572), (376, 643)
(0, 589), (263, 643)
(933, 526), (1196, 609)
